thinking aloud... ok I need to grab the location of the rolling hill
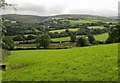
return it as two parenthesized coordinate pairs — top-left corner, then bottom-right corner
(2, 14), (49, 23)
(51, 14), (109, 19)
(2, 43), (118, 81)
(2, 14), (116, 23)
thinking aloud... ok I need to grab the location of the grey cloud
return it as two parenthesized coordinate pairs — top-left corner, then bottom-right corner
(4, 2), (66, 16)
(17, 3), (46, 12)
(47, 5), (66, 13)
(69, 9), (118, 17)
(2, 1), (118, 17)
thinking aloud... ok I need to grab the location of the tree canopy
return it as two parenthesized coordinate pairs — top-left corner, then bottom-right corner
(106, 24), (120, 43)
(36, 34), (51, 48)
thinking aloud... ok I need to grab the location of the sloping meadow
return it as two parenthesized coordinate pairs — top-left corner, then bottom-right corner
(2, 43), (118, 81)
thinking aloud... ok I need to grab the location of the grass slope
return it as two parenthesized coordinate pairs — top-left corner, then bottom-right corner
(94, 33), (108, 41)
(51, 33), (108, 42)
(3, 14), (49, 23)
(50, 28), (79, 33)
(51, 37), (70, 42)
(51, 35), (85, 42)
(88, 26), (105, 29)
(2, 43), (118, 81)
(52, 14), (106, 19)
(70, 20), (100, 25)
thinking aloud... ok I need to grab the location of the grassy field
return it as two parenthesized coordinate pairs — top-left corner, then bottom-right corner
(51, 35), (85, 42)
(70, 19), (117, 26)
(15, 44), (36, 48)
(2, 43), (118, 81)
(94, 33), (108, 41)
(51, 37), (70, 42)
(49, 28), (79, 33)
(51, 33), (108, 42)
(88, 26), (105, 29)
(70, 20), (100, 25)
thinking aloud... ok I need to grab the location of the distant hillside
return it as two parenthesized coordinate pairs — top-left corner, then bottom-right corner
(107, 16), (118, 20)
(51, 14), (108, 19)
(2, 14), (49, 23)
(2, 14), (116, 23)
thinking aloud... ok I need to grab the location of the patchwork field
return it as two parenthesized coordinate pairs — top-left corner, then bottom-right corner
(51, 33), (108, 42)
(51, 35), (86, 42)
(51, 37), (70, 42)
(15, 44), (36, 48)
(2, 43), (118, 81)
(70, 19), (117, 26)
(70, 20), (100, 25)
(94, 33), (108, 41)
(49, 26), (105, 33)
(88, 26), (105, 29)
(49, 28), (79, 33)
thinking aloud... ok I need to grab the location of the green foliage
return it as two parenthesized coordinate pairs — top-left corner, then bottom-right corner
(76, 37), (87, 47)
(106, 24), (120, 43)
(26, 35), (36, 40)
(0, 0), (16, 11)
(36, 34), (51, 48)
(88, 34), (95, 44)
(13, 35), (24, 41)
(2, 43), (118, 81)
(2, 37), (14, 50)
(70, 34), (76, 42)
(0, 0), (11, 8)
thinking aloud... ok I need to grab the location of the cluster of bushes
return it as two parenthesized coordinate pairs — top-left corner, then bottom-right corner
(36, 34), (51, 49)
(106, 24), (120, 43)
(70, 33), (105, 47)
(45, 18), (111, 29)
(1, 32), (108, 50)
(49, 28), (107, 38)
(44, 19), (70, 29)
(2, 18), (119, 50)
(3, 20), (46, 36)
(2, 37), (14, 50)
(13, 35), (36, 41)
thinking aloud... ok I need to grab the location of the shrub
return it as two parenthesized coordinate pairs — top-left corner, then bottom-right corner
(2, 37), (14, 50)
(87, 34), (95, 44)
(13, 35), (24, 41)
(70, 34), (76, 42)
(76, 37), (87, 47)
(36, 34), (51, 49)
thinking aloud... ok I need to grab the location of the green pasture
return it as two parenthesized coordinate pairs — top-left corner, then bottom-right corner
(94, 33), (108, 41)
(70, 20), (100, 25)
(2, 43), (118, 81)
(51, 33), (108, 42)
(88, 26), (105, 29)
(49, 28), (79, 33)
(51, 35), (85, 42)
(15, 44), (36, 48)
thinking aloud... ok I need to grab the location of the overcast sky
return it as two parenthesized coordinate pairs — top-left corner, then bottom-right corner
(2, 0), (120, 17)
